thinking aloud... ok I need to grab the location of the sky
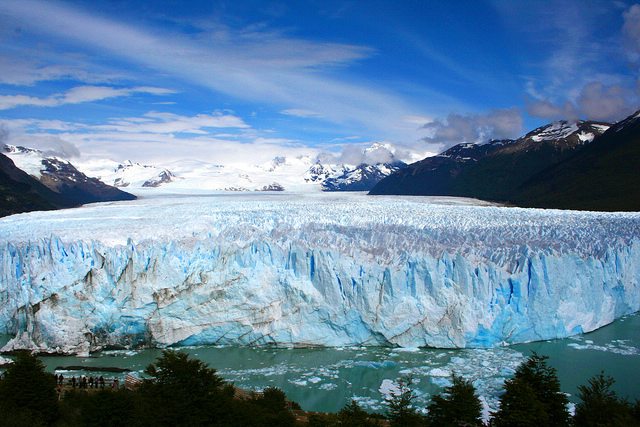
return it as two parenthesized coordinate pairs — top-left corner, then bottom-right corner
(0, 0), (639, 165)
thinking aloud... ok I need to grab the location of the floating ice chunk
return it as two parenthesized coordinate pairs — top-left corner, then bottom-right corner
(428, 368), (450, 377)
(319, 383), (337, 390)
(379, 379), (400, 398)
(394, 347), (421, 353)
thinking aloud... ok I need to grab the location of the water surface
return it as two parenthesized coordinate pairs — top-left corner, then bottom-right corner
(2, 313), (638, 414)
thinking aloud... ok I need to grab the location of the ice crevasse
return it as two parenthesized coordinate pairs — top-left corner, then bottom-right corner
(0, 195), (639, 354)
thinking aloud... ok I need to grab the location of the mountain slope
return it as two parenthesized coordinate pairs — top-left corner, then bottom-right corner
(0, 153), (58, 217)
(37, 157), (137, 205)
(369, 120), (610, 202)
(2, 145), (136, 215)
(515, 110), (640, 211)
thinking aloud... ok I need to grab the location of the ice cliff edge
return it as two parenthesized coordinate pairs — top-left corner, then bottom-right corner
(0, 195), (639, 354)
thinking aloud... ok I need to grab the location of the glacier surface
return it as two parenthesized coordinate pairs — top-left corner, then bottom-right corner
(0, 193), (638, 354)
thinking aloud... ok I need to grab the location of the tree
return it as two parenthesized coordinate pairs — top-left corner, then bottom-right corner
(136, 350), (228, 426)
(492, 353), (570, 427)
(338, 399), (380, 426)
(0, 350), (58, 426)
(425, 374), (482, 427)
(60, 388), (136, 427)
(252, 386), (296, 426)
(574, 371), (638, 427)
(492, 377), (547, 427)
(385, 377), (424, 426)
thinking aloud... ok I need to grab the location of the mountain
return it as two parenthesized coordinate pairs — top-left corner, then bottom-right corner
(2, 145), (136, 214)
(107, 160), (175, 188)
(0, 153), (58, 217)
(71, 143), (403, 194)
(322, 161), (407, 191)
(369, 120), (612, 203)
(515, 110), (640, 211)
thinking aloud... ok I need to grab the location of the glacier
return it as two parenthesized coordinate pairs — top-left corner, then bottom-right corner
(0, 193), (639, 355)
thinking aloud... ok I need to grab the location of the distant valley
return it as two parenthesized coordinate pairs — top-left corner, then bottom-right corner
(0, 142), (404, 217)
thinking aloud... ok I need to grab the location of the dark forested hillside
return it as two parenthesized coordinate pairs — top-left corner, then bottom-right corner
(370, 113), (639, 212)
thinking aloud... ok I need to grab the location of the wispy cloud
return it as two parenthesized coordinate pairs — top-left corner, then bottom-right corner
(496, 2), (640, 123)
(0, 0), (430, 142)
(623, 4), (640, 62)
(1, 111), (298, 165)
(0, 85), (174, 110)
(96, 111), (250, 134)
(280, 109), (324, 118)
(0, 54), (125, 86)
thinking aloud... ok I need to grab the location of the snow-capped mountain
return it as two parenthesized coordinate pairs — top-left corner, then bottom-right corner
(304, 162), (344, 183)
(516, 109), (640, 211)
(2, 144), (135, 209)
(3, 140), (414, 196)
(322, 161), (406, 191)
(76, 159), (176, 189)
(0, 152), (59, 217)
(370, 119), (612, 203)
(519, 120), (610, 147)
(72, 143), (405, 194)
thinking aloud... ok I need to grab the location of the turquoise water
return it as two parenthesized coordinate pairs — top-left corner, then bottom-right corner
(2, 313), (639, 414)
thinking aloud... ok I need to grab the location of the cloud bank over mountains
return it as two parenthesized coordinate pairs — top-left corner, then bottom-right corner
(0, 0), (637, 165)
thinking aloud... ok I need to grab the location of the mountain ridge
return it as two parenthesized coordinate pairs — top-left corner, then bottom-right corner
(1, 145), (136, 218)
(368, 114), (640, 211)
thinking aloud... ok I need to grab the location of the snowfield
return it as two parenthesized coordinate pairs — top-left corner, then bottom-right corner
(1, 193), (638, 354)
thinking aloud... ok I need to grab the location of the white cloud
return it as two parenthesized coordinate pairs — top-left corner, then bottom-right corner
(527, 100), (577, 121)
(336, 143), (396, 165)
(0, 94), (58, 109)
(499, 2), (637, 123)
(0, 0), (432, 143)
(315, 140), (434, 166)
(1, 111), (286, 165)
(0, 55), (124, 86)
(422, 109), (523, 150)
(280, 109), (323, 118)
(0, 125), (81, 158)
(402, 115), (433, 126)
(527, 81), (637, 122)
(623, 4), (640, 60)
(577, 82), (633, 121)
(0, 85), (175, 110)
(97, 111), (249, 134)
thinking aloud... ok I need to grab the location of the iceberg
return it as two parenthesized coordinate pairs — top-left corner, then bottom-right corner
(0, 193), (638, 354)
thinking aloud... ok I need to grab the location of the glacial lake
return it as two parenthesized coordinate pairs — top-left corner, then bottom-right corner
(2, 312), (639, 415)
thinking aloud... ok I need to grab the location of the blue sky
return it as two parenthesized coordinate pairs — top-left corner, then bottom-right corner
(0, 0), (638, 164)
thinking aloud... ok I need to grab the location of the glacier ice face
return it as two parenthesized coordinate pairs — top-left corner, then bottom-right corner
(0, 193), (639, 354)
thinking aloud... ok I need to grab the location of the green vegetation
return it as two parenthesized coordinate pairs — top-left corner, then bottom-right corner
(492, 353), (570, 427)
(425, 373), (482, 427)
(385, 377), (424, 427)
(0, 350), (59, 426)
(1, 351), (639, 426)
(574, 372), (639, 427)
